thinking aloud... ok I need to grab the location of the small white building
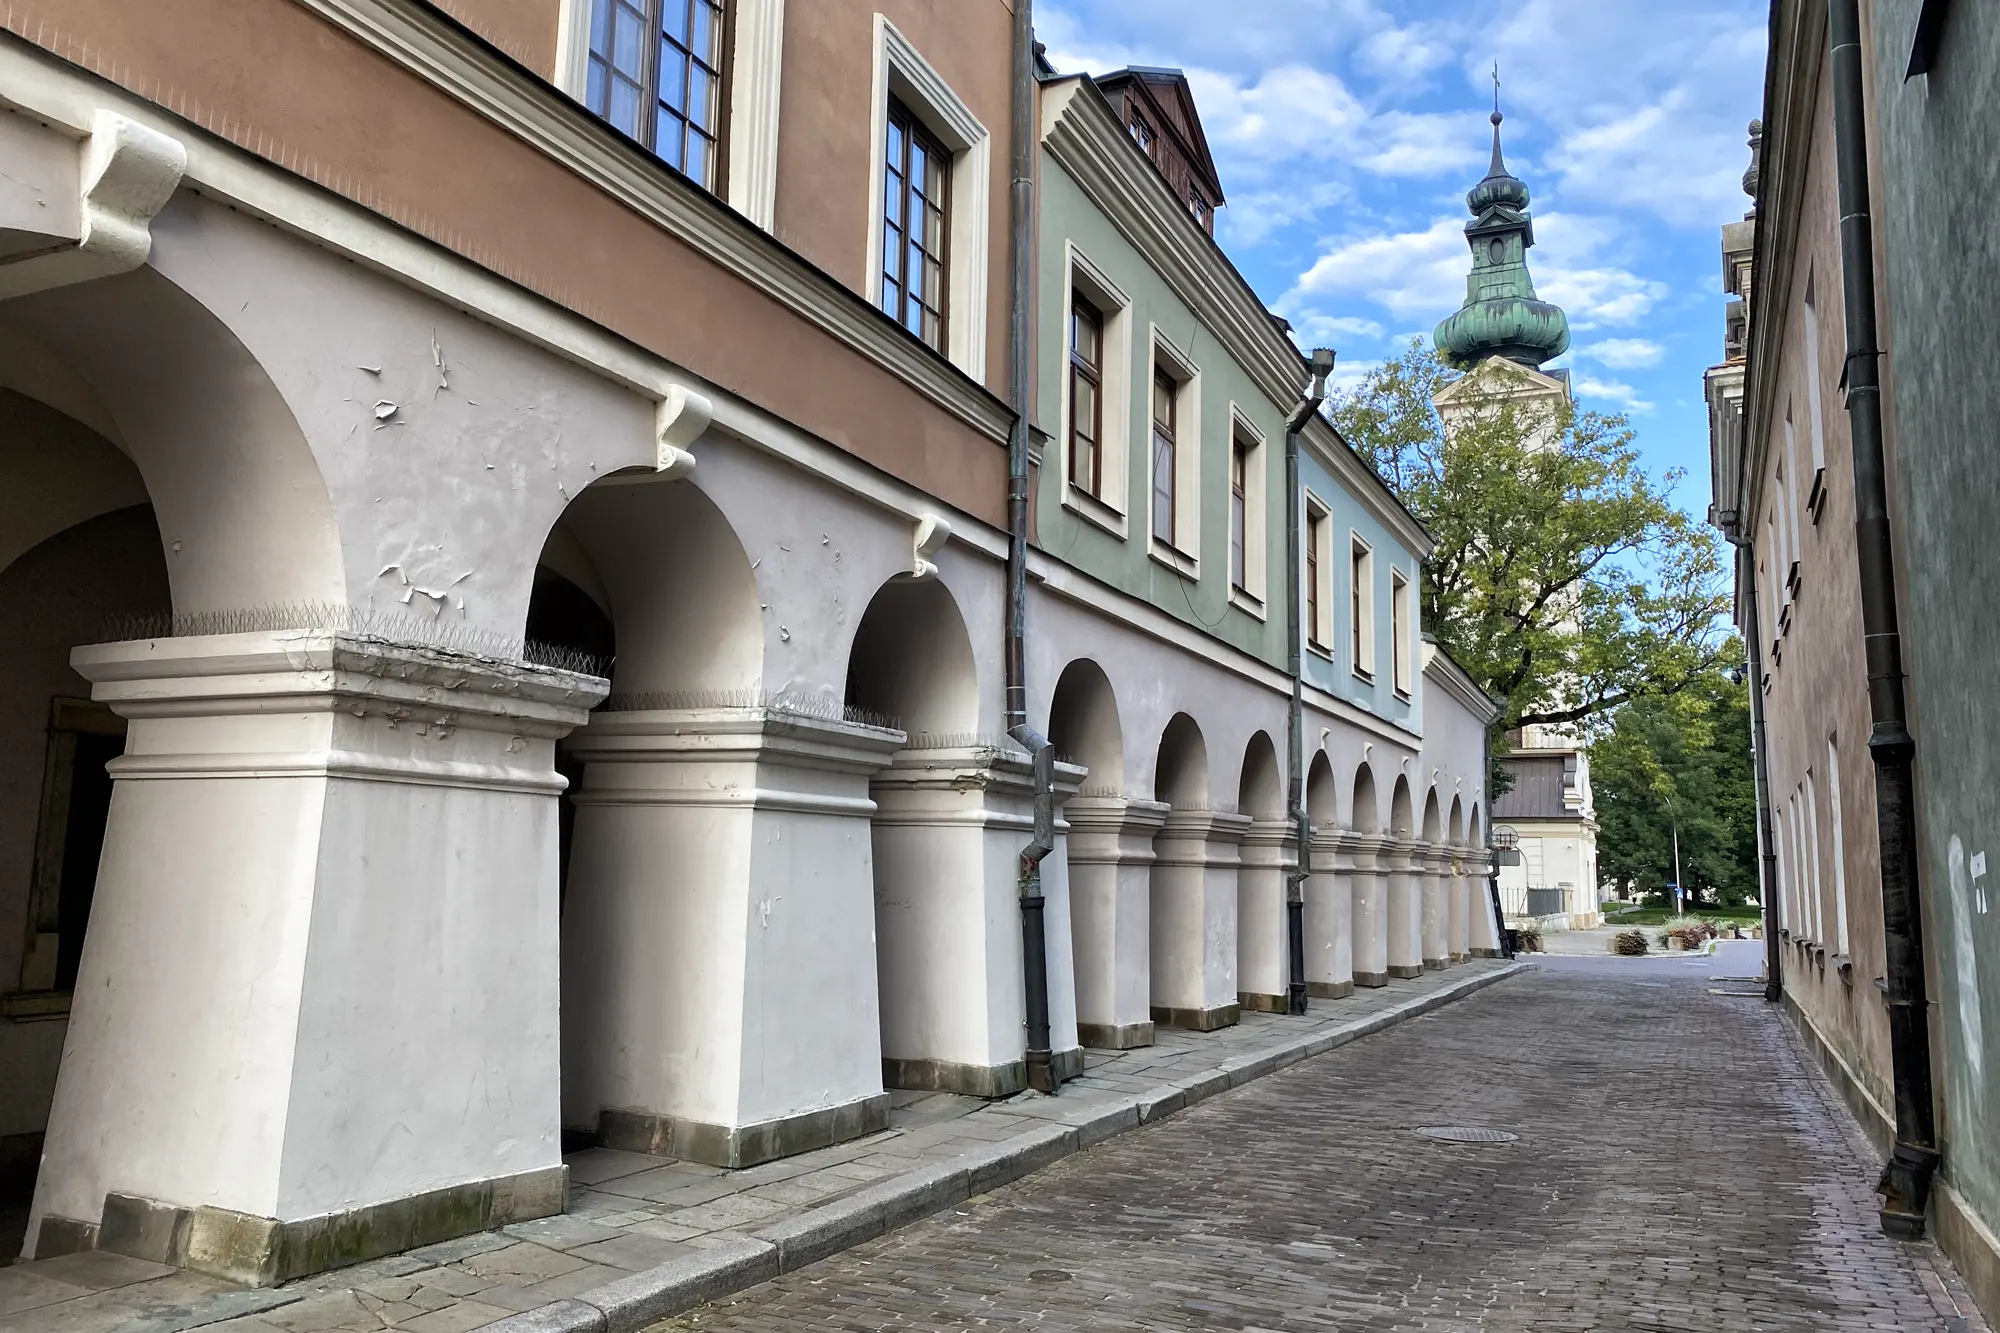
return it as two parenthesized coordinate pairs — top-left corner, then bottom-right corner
(1492, 743), (1602, 929)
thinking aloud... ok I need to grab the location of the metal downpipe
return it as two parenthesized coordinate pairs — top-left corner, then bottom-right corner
(1827, 0), (1938, 1236)
(1004, 0), (1057, 1095)
(1284, 351), (1334, 1017)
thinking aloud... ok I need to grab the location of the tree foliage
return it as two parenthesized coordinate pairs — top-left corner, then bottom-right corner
(1329, 342), (1733, 733)
(1590, 662), (1760, 908)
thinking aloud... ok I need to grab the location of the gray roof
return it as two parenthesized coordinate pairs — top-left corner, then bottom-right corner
(1492, 755), (1577, 821)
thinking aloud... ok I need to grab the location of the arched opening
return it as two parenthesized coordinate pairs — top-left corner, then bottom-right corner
(1049, 661), (1145, 1051)
(1351, 762), (1380, 834)
(847, 578), (978, 741)
(1386, 774), (1423, 977)
(1420, 788), (1446, 969)
(1235, 732), (1287, 1010)
(1446, 795), (1468, 963)
(2, 268), (351, 1259)
(1302, 752), (1350, 997)
(523, 551), (616, 908)
(1154, 714), (1209, 810)
(1348, 761), (1388, 986)
(848, 577), (1018, 1096)
(1048, 659), (1123, 796)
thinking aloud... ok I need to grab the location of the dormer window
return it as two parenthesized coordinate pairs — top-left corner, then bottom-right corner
(1188, 191), (1208, 227)
(1128, 113), (1154, 156)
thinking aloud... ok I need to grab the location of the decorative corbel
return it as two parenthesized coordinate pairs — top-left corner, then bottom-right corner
(655, 385), (712, 479)
(0, 110), (187, 301)
(911, 513), (951, 582)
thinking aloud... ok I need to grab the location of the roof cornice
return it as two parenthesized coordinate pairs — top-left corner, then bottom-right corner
(1300, 414), (1434, 557)
(1041, 77), (1304, 412)
(1423, 644), (1500, 724)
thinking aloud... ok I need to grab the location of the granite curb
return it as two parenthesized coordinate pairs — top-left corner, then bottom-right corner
(479, 961), (1527, 1333)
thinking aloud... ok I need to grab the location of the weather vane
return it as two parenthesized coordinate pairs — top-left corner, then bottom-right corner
(1492, 61), (1501, 116)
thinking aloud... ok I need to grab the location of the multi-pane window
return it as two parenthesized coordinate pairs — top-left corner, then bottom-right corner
(1151, 370), (1177, 547)
(1803, 268), (1828, 515)
(586, 0), (726, 189)
(1305, 502), (1330, 652)
(1351, 537), (1374, 678)
(1069, 296), (1103, 498)
(1188, 190), (1209, 229)
(1391, 569), (1413, 696)
(880, 99), (950, 353)
(1128, 113), (1154, 156)
(1229, 439), (1249, 591)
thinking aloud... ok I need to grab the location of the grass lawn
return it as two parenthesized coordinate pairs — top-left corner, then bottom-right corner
(1601, 903), (1763, 926)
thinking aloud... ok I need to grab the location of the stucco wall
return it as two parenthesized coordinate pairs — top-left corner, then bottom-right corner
(1299, 445), (1423, 736)
(1872, 0), (2000, 1252)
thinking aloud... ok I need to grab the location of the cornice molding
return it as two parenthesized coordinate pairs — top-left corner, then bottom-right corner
(1422, 646), (1500, 725)
(1041, 78), (1304, 415)
(1299, 415), (1433, 557)
(296, 0), (1011, 444)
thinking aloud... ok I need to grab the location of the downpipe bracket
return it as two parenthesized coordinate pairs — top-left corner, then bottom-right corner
(1876, 1141), (1941, 1238)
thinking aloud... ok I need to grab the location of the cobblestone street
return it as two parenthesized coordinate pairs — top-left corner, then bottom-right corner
(662, 957), (1987, 1332)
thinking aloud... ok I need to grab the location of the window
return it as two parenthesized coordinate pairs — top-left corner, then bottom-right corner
(1828, 735), (1849, 954)
(879, 99), (950, 353)
(1151, 369), (1177, 548)
(1128, 112), (1154, 155)
(1803, 268), (1828, 517)
(1229, 437), (1249, 592)
(585, 0), (728, 188)
(1188, 190), (1209, 229)
(1391, 568), (1413, 696)
(1773, 806), (1791, 931)
(1350, 535), (1375, 679)
(1780, 417), (1802, 593)
(1806, 769), (1824, 943)
(1305, 498), (1332, 653)
(1068, 294), (1103, 499)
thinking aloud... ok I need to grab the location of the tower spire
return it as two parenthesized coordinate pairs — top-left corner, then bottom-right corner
(1432, 97), (1570, 370)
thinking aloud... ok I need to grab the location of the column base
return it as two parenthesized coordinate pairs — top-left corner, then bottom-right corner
(92, 1166), (566, 1287)
(1150, 1002), (1240, 1032)
(884, 1057), (1026, 1100)
(1450, 951), (1470, 964)
(598, 1092), (889, 1169)
(1471, 947), (1506, 958)
(1307, 980), (1355, 1000)
(1237, 990), (1289, 1014)
(1423, 957), (1448, 971)
(1077, 1020), (1154, 1050)
(1051, 1046), (1088, 1083)
(1388, 964), (1425, 979)
(1353, 971), (1390, 988)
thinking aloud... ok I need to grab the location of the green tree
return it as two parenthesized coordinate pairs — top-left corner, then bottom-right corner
(1329, 342), (1733, 734)
(1590, 663), (1760, 908)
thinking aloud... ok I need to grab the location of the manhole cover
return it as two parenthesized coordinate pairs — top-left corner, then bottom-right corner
(1414, 1125), (1518, 1143)
(1029, 1269), (1073, 1283)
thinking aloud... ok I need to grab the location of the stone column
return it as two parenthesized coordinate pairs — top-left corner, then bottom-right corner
(1064, 797), (1167, 1049)
(559, 706), (902, 1168)
(1235, 816), (1295, 1013)
(30, 633), (603, 1284)
(1348, 834), (1389, 987)
(1150, 808), (1252, 1030)
(868, 744), (1078, 1098)
(1420, 845), (1451, 971)
(1448, 850), (1471, 963)
(1302, 826), (1354, 998)
(1385, 837), (1426, 979)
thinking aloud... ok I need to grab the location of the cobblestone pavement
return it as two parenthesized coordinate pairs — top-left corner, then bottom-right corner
(0, 963), (1514, 1332)
(660, 955), (1988, 1332)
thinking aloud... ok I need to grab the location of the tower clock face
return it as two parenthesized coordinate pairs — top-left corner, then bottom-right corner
(1488, 238), (1506, 264)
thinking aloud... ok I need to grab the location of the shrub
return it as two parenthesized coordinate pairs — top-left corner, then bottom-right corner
(1611, 930), (1649, 957)
(1516, 927), (1545, 953)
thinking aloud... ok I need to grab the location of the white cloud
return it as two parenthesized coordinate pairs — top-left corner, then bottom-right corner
(1573, 374), (1655, 414)
(1284, 215), (1470, 322)
(1582, 338), (1666, 369)
(1290, 312), (1388, 345)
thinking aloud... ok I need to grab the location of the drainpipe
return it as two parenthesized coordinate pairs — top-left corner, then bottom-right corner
(1828, 0), (1938, 1237)
(1003, 0), (1057, 1095)
(1284, 349), (1334, 1017)
(1728, 540), (1783, 1003)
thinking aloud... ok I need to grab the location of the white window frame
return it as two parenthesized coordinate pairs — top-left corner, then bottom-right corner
(865, 15), (991, 382)
(1390, 566), (1413, 698)
(1304, 491), (1334, 658)
(1146, 326), (1202, 574)
(1803, 266), (1828, 518)
(1227, 405), (1267, 613)
(1806, 769), (1824, 946)
(1781, 412), (1803, 593)
(1061, 244), (1131, 535)
(555, 0), (787, 230)
(1349, 532), (1375, 682)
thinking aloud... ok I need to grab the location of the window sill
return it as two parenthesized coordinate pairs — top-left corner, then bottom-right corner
(1307, 641), (1334, 663)
(1061, 486), (1128, 540)
(1150, 540), (1198, 580)
(1228, 587), (1266, 621)
(1352, 667), (1376, 686)
(1393, 686), (1412, 702)
(1807, 467), (1826, 521)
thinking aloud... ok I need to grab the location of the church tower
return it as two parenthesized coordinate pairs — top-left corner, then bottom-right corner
(1433, 107), (1570, 371)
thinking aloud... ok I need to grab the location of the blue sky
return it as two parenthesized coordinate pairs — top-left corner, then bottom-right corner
(1037, 0), (1768, 517)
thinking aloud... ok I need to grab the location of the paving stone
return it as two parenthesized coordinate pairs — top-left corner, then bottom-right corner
(649, 958), (1992, 1332)
(388, 1298), (514, 1332)
(458, 1242), (589, 1285)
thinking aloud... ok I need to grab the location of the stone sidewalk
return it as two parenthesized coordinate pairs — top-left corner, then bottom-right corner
(0, 960), (1521, 1333)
